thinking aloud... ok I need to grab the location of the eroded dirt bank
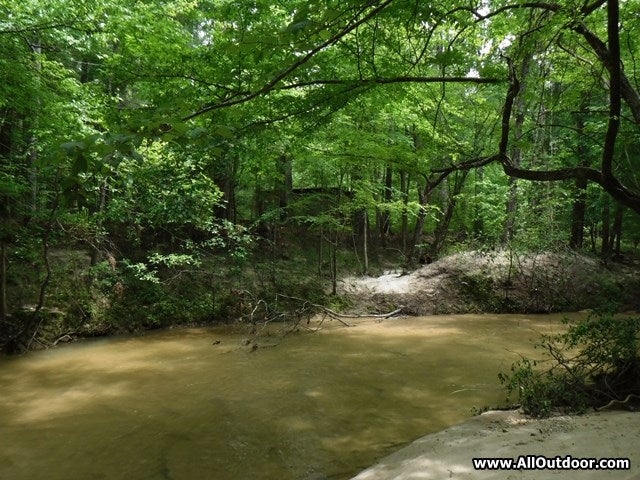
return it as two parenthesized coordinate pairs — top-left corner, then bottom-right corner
(341, 250), (640, 315)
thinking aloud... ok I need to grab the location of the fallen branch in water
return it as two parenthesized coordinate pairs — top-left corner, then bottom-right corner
(53, 333), (75, 346)
(277, 294), (404, 326)
(226, 294), (405, 352)
(596, 393), (640, 411)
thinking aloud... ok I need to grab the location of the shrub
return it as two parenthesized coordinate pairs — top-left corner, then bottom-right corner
(499, 311), (640, 417)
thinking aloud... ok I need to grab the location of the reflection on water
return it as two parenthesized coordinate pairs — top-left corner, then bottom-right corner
(0, 314), (571, 480)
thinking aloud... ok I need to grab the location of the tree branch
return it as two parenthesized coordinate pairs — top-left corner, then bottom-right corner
(0, 21), (90, 35)
(435, 51), (640, 214)
(571, 22), (640, 124)
(277, 76), (503, 90)
(183, 0), (395, 121)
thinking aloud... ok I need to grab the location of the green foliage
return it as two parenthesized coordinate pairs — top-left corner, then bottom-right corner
(2, 0), (640, 349)
(499, 312), (640, 417)
(458, 272), (502, 312)
(104, 141), (223, 237)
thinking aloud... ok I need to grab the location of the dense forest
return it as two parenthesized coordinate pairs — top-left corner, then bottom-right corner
(1, 0), (640, 352)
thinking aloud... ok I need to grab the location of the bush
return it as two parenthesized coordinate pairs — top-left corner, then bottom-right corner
(499, 311), (640, 417)
(458, 272), (503, 312)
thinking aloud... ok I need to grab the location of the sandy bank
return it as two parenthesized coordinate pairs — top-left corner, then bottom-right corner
(351, 409), (639, 479)
(341, 251), (640, 315)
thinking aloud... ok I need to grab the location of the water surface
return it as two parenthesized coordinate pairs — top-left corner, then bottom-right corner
(0, 314), (570, 479)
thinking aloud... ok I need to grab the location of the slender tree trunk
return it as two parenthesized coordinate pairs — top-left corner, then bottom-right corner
(36, 229), (51, 313)
(277, 154), (292, 221)
(407, 187), (428, 265)
(429, 171), (468, 259)
(317, 225), (323, 276)
(0, 240), (7, 323)
(610, 204), (623, 256)
(363, 209), (369, 274)
(213, 154), (238, 223)
(254, 178), (268, 237)
(472, 167), (484, 237)
(378, 166), (392, 247)
(601, 197), (611, 258)
(0, 111), (13, 324)
(503, 46), (532, 244)
(330, 229), (337, 295)
(399, 170), (409, 254)
(27, 42), (42, 215)
(503, 178), (518, 244)
(569, 175), (588, 250)
(89, 180), (109, 267)
(569, 99), (591, 250)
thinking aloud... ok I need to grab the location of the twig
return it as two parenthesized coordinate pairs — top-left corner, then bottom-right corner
(26, 315), (45, 351)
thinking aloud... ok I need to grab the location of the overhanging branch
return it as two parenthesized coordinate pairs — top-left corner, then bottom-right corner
(277, 76), (502, 90)
(435, 39), (640, 214)
(182, 0), (395, 121)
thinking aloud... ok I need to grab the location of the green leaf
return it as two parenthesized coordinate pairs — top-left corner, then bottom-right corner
(213, 125), (235, 138)
(71, 155), (89, 175)
(61, 141), (85, 154)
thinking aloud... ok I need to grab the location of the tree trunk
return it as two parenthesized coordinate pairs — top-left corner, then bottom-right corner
(569, 175), (588, 250)
(363, 209), (369, 274)
(0, 240), (7, 323)
(569, 99), (591, 250)
(317, 225), (323, 276)
(27, 41), (42, 215)
(610, 204), (623, 256)
(406, 187), (428, 265)
(378, 166), (392, 247)
(254, 181), (268, 237)
(503, 45), (532, 244)
(330, 229), (337, 295)
(213, 154), (238, 223)
(277, 154), (292, 221)
(503, 177), (518, 244)
(429, 171), (468, 259)
(399, 170), (409, 254)
(472, 167), (484, 237)
(601, 197), (611, 258)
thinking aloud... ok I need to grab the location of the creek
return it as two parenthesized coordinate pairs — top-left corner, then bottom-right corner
(0, 314), (572, 480)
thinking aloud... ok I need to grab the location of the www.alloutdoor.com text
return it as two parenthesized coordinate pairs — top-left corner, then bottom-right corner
(473, 455), (630, 471)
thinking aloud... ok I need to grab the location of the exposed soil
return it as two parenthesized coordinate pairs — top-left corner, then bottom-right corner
(351, 409), (640, 480)
(341, 250), (640, 315)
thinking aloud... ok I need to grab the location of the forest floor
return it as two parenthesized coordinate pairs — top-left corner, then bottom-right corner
(340, 249), (640, 315)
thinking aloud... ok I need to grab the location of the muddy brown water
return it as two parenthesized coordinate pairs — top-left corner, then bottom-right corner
(0, 314), (574, 480)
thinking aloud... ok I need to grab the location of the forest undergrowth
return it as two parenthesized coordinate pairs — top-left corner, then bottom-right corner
(2, 234), (639, 354)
